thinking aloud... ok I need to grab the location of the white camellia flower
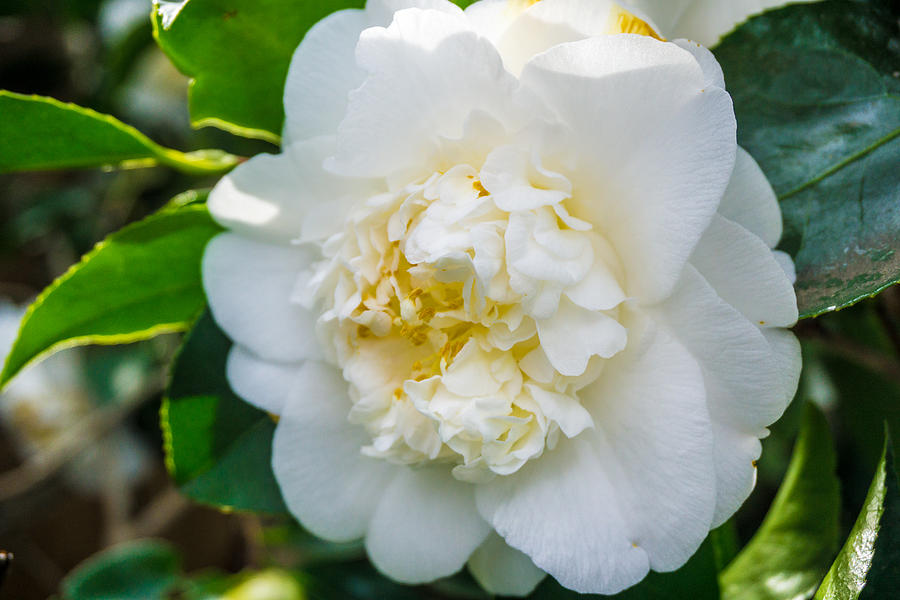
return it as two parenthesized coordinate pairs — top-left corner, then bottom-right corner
(202, 0), (801, 595)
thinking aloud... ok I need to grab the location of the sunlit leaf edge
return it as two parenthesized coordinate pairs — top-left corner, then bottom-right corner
(0, 90), (239, 175)
(0, 203), (219, 391)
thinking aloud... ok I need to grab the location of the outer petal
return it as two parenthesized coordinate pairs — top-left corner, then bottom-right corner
(282, 0), (462, 143)
(479, 321), (715, 593)
(690, 214), (798, 328)
(710, 425), (762, 527)
(366, 466), (490, 583)
(467, 532), (546, 597)
(476, 437), (651, 594)
(760, 326), (803, 414)
(657, 265), (800, 524)
(273, 361), (395, 541)
(208, 137), (373, 244)
(521, 35), (736, 303)
(282, 9), (369, 143)
(328, 8), (529, 178)
(208, 148), (303, 243)
(773, 250), (797, 284)
(580, 321), (716, 572)
(659, 265), (797, 433)
(718, 146), (783, 248)
(226, 345), (298, 416)
(202, 233), (321, 362)
(672, 38), (724, 88)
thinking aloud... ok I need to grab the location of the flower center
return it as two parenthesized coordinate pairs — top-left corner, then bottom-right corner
(305, 150), (627, 481)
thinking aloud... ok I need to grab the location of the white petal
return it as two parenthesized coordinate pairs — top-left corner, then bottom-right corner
(672, 38), (725, 88)
(366, 466), (490, 583)
(690, 214), (798, 327)
(773, 250), (797, 284)
(710, 426), (761, 527)
(202, 233), (321, 362)
(760, 326), (803, 414)
(226, 345), (298, 415)
(467, 532), (546, 597)
(442, 341), (504, 397)
(536, 298), (627, 377)
(328, 8), (527, 178)
(208, 138), (369, 244)
(480, 145), (569, 212)
(208, 150), (304, 243)
(658, 264), (797, 433)
(493, 0), (662, 76)
(282, 0), (464, 143)
(273, 361), (395, 542)
(656, 265), (799, 524)
(526, 384), (593, 438)
(463, 0), (518, 42)
(282, 9), (369, 143)
(579, 321), (716, 572)
(476, 438), (650, 594)
(659, 269), (798, 528)
(564, 234), (626, 311)
(521, 35), (735, 303)
(718, 146), (783, 248)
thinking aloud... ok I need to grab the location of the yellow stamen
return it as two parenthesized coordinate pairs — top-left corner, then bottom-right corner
(609, 5), (665, 41)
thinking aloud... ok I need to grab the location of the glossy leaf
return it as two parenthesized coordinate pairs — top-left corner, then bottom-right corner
(715, 0), (900, 317)
(815, 431), (900, 599)
(152, 0), (364, 142)
(720, 403), (841, 600)
(0, 203), (221, 390)
(0, 91), (238, 174)
(163, 311), (288, 514)
(531, 536), (720, 600)
(61, 540), (181, 600)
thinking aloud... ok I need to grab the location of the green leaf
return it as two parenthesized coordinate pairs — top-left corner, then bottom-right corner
(152, 0), (364, 143)
(0, 203), (221, 390)
(0, 91), (238, 174)
(61, 540), (182, 600)
(531, 536), (720, 600)
(720, 402), (841, 600)
(60, 540), (306, 600)
(714, 0), (900, 318)
(814, 430), (900, 599)
(185, 569), (306, 600)
(163, 310), (288, 514)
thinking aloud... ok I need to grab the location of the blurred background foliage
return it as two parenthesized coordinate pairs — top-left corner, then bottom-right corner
(0, 0), (897, 598)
